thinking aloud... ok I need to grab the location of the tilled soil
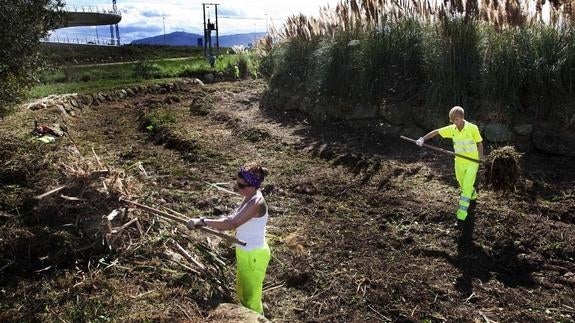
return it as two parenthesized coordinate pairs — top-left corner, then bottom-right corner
(0, 79), (574, 322)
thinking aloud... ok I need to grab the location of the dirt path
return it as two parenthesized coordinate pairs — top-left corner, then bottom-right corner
(0, 79), (574, 322)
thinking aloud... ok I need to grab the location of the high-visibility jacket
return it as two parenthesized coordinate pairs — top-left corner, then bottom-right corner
(438, 121), (482, 162)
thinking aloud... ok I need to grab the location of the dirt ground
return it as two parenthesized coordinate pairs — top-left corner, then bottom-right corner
(0, 79), (574, 322)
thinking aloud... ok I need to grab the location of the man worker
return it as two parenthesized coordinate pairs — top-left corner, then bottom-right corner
(416, 106), (484, 225)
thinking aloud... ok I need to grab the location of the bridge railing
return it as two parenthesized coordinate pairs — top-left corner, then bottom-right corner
(41, 34), (119, 46)
(63, 5), (121, 16)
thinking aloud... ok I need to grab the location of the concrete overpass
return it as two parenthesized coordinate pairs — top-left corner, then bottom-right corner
(59, 5), (121, 28)
(45, 4), (122, 46)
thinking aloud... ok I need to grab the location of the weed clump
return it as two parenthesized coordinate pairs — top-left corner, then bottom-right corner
(190, 90), (214, 116)
(239, 127), (271, 142)
(133, 60), (161, 79)
(483, 146), (523, 191)
(139, 109), (177, 133)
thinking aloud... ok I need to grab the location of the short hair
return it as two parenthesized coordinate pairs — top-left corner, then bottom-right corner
(449, 106), (465, 120)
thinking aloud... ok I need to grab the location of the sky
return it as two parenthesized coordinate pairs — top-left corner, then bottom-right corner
(50, 0), (341, 44)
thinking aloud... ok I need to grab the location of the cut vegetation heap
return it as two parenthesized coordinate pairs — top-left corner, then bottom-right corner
(483, 146), (523, 191)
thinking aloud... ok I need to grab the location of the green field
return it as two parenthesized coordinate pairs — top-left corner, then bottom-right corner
(31, 45), (258, 98)
(40, 43), (205, 65)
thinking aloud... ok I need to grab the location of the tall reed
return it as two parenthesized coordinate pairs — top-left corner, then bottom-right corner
(422, 16), (482, 110)
(481, 26), (527, 111)
(359, 17), (425, 102)
(268, 38), (320, 91)
(257, 0), (575, 122)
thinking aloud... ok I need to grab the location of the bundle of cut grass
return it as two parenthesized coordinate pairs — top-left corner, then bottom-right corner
(483, 146), (523, 191)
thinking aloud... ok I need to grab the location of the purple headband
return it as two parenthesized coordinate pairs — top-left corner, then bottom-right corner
(239, 166), (263, 188)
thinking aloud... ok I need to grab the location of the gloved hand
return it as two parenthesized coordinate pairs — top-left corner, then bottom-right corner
(415, 137), (425, 147)
(186, 217), (206, 230)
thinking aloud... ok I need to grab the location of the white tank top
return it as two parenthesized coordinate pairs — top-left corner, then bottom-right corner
(234, 191), (268, 250)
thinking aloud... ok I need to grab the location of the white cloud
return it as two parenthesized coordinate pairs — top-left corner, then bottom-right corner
(57, 0), (340, 42)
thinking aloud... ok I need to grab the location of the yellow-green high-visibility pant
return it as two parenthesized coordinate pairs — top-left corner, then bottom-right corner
(455, 158), (479, 221)
(235, 243), (271, 314)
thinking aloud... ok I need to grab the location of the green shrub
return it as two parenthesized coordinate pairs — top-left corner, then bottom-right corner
(141, 110), (177, 132)
(237, 54), (250, 79)
(322, 34), (361, 100)
(62, 67), (74, 82)
(258, 52), (276, 78)
(177, 64), (212, 78)
(133, 60), (161, 79)
(177, 67), (195, 78)
(269, 39), (319, 91)
(79, 74), (92, 82)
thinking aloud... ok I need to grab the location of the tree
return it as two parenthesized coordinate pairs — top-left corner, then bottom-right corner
(0, 0), (63, 117)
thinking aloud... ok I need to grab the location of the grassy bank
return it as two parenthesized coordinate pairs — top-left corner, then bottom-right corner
(29, 51), (260, 98)
(28, 78), (182, 98)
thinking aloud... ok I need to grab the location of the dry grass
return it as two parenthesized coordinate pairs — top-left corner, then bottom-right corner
(258, 0), (575, 50)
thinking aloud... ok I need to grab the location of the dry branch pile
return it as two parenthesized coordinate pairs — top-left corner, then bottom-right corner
(35, 147), (144, 251)
(32, 146), (235, 301)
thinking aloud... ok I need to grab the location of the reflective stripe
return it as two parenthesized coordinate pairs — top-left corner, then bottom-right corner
(454, 147), (478, 153)
(460, 196), (471, 203)
(459, 205), (468, 211)
(454, 147), (476, 151)
(454, 139), (476, 145)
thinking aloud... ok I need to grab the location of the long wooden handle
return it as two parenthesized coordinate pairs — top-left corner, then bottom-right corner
(400, 136), (482, 164)
(119, 198), (247, 246)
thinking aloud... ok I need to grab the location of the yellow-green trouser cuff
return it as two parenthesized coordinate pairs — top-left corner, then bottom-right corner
(456, 208), (468, 221)
(235, 244), (271, 314)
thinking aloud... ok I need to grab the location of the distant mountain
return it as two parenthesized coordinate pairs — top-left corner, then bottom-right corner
(131, 31), (203, 46)
(131, 31), (267, 47)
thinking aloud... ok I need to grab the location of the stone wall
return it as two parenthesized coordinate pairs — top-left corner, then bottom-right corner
(261, 90), (575, 157)
(26, 78), (205, 119)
